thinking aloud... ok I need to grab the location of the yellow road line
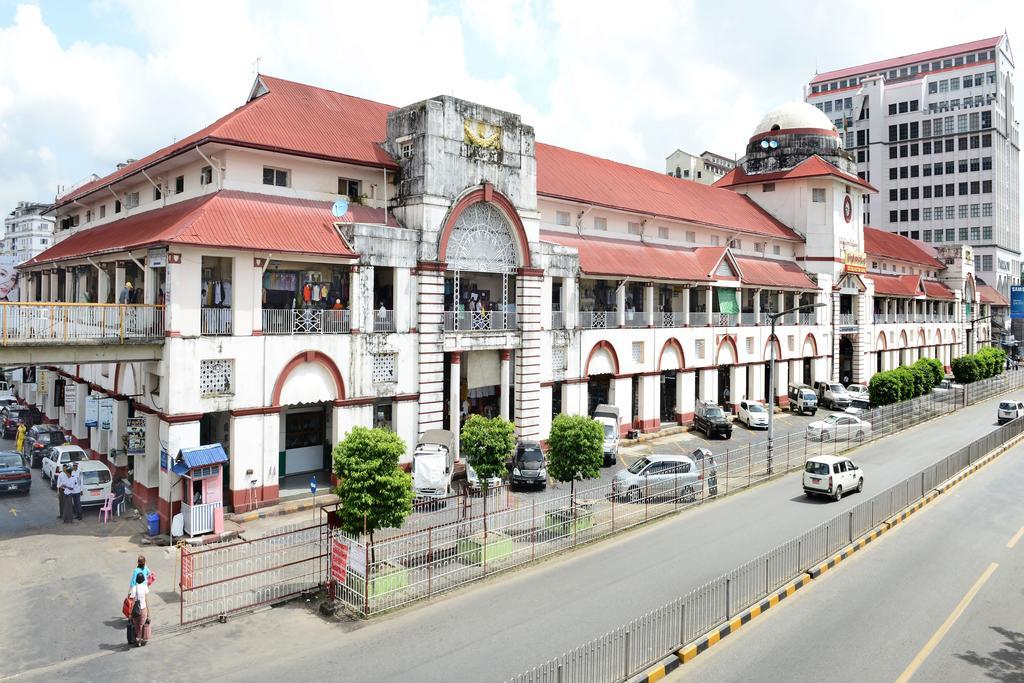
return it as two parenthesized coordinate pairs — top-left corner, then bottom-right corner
(895, 562), (998, 683)
(1007, 526), (1024, 549)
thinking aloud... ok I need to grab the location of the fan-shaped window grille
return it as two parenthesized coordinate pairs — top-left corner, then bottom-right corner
(446, 203), (519, 274)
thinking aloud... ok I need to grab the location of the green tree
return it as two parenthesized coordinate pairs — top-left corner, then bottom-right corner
(951, 355), (981, 384)
(460, 415), (516, 535)
(332, 426), (413, 557)
(892, 366), (916, 400)
(546, 414), (604, 503)
(868, 370), (900, 407)
(918, 357), (944, 387)
(909, 362), (932, 396)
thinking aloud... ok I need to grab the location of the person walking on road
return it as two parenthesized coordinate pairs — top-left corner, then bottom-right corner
(128, 572), (150, 647)
(60, 464), (75, 523)
(69, 462), (83, 520)
(131, 555), (152, 589)
(14, 421), (25, 454)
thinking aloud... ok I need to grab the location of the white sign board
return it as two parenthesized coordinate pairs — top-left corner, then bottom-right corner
(99, 399), (113, 431)
(84, 395), (99, 428)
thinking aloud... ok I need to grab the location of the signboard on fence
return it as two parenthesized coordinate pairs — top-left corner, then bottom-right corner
(84, 395), (98, 428)
(99, 399), (113, 431)
(1011, 285), (1024, 319)
(331, 537), (349, 584)
(126, 417), (146, 454)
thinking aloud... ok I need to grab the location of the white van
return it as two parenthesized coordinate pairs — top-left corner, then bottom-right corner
(77, 460), (113, 506)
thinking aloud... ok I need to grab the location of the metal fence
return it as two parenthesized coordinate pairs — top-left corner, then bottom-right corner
(0, 302), (165, 344)
(329, 369), (1024, 618)
(506, 402), (1024, 682)
(179, 520), (327, 625)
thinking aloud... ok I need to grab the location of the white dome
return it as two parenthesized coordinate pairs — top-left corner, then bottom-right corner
(752, 102), (836, 137)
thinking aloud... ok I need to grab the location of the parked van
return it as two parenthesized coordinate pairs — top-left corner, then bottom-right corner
(411, 429), (456, 501)
(593, 404), (621, 466)
(787, 384), (818, 415)
(77, 460), (113, 506)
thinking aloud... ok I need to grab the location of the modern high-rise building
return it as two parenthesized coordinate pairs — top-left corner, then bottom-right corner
(3, 201), (55, 265)
(805, 34), (1020, 296)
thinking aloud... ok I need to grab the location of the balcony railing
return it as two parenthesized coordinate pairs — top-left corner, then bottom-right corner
(551, 310), (564, 329)
(874, 314), (889, 324)
(201, 307), (232, 336)
(711, 312), (738, 327)
(837, 313), (858, 326)
(263, 309), (351, 335)
(800, 312), (816, 325)
(623, 311), (647, 328)
(578, 311), (617, 329)
(689, 312), (709, 326)
(740, 312), (759, 325)
(373, 309), (395, 333)
(444, 310), (518, 332)
(0, 303), (165, 345)
(658, 312), (686, 328)
(182, 501), (222, 536)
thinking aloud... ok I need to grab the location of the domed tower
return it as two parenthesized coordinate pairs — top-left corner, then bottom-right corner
(741, 102), (855, 176)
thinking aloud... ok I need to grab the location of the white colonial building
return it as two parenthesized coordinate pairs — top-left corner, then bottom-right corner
(12, 76), (1005, 532)
(4, 201), (55, 265)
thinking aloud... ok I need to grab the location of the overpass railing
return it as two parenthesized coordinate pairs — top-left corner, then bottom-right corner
(0, 303), (165, 344)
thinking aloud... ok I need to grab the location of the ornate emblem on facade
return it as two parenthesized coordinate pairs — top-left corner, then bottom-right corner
(463, 119), (502, 150)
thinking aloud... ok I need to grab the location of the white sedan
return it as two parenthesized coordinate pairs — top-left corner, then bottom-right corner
(806, 414), (872, 442)
(737, 400), (769, 429)
(845, 384), (869, 400)
(41, 445), (90, 486)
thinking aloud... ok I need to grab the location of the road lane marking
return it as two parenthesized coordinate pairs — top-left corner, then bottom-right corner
(1007, 526), (1024, 549)
(895, 562), (998, 683)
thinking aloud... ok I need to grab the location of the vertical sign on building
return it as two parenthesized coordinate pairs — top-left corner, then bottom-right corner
(126, 417), (146, 455)
(1011, 285), (1024, 319)
(64, 383), (77, 415)
(84, 395), (99, 428)
(99, 399), (113, 431)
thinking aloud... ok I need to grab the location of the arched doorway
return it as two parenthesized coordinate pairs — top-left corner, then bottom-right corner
(586, 341), (619, 416)
(839, 336), (854, 385)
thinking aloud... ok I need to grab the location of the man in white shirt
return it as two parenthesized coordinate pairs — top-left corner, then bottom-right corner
(70, 462), (83, 520)
(56, 465), (69, 520)
(59, 465), (75, 523)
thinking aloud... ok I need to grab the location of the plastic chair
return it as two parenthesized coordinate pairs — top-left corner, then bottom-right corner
(98, 493), (115, 523)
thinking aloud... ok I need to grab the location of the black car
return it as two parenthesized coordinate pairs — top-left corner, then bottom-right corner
(510, 441), (547, 489)
(24, 424), (66, 468)
(693, 402), (732, 439)
(0, 450), (31, 494)
(0, 405), (41, 439)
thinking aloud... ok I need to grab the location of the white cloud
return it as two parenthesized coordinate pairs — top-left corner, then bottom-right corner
(2, 0), (1024, 216)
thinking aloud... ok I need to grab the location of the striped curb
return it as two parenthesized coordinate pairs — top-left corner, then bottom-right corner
(627, 575), (811, 683)
(629, 431), (1024, 683)
(229, 495), (339, 524)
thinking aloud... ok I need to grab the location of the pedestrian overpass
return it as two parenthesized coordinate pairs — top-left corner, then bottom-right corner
(0, 303), (165, 365)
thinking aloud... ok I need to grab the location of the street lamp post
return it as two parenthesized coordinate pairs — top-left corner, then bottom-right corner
(767, 302), (826, 475)
(970, 314), (994, 354)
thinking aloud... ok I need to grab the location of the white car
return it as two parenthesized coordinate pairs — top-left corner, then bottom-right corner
(41, 444), (90, 486)
(998, 400), (1024, 425)
(803, 455), (864, 501)
(76, 460), (113, 506)
(737, 400), (768, 429)
(845, 384), (869, 400)
(806, 414), (872, 442)
(466, 462), (503, 493)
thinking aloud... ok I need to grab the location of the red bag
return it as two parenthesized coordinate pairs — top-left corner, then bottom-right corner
(146, 570), (156, 586)
(122, 596), (134, 618)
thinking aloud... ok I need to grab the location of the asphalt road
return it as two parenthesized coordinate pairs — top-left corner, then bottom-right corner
(23, 390), (1021, 682)
(675, 429), (1024, 682)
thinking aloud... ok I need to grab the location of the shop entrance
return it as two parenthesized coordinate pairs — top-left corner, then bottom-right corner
(588, 376), (611, 416)
(445, 350), (514, 425)
(280, 405), (329, 477)
(839, 336), (854, 385)
(717, 365), (731, 408)
(660, 371), (676, 423)
(802, 358), (812, 385)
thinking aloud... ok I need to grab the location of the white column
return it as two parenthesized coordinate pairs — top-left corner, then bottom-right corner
(562, 277), (577, 330)
(97, 264), (110, 304)
(773, 359), (789, 407)
(167, 251), (201, 336)
(616, 281), (626, 327)
(699, 367), (718, 403)
(748, 363), (766, 402)
(728, 365), (747, 412)
(638, 373), (659, 432)
(681, 286), (690, 326)
(158, 419), (200, 532)
(349, 267), (363, 333)
(232, 256), (257, 336)
(449, 352), (462, 460)
(564, 380), (586, 416)
(394, 267), (413, 333)
(644, 284), (655, 327)
(753, 290), (762, 324)
(500, 350), (511, 421)
(677, 370), (695, 422)
(611, 376), (632, 434)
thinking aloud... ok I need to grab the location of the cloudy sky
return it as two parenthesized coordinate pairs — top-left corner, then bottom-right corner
(0, 0), (1022, 214)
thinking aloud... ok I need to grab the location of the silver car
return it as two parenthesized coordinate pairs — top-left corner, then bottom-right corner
(612, 454), (701, 503)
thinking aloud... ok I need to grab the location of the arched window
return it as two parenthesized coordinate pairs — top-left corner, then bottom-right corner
(446, 203), (518, 274)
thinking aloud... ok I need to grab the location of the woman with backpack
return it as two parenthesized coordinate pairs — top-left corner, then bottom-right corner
(128, 572), (150, 646)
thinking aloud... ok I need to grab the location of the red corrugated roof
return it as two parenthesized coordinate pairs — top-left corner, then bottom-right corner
(863, 226), (944, 269)
(868, 273), (922, 297)
(922, 279), (956, 300)
(540, 231), (718, 281)
(810, 36), (1002, 85)
(53, 75), (398, 211)
(733, 256), (817, 289)
(535, 144), (803, 242)
(977, 283), (1009, 306)
(26, 190), (378, 266)
(714, 155), (876, 193)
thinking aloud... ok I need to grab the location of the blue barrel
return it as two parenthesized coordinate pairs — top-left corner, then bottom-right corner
(147, 512), (160, 536)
